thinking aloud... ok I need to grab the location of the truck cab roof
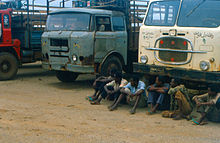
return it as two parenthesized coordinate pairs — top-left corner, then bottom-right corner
(49, 8), (125, 16)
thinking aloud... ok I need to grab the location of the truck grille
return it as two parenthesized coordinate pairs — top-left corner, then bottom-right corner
(50, 38), (68, 47)
(158, 37), (188, 62)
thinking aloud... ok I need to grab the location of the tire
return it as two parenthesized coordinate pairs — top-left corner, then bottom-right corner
(56, 71), (79, 82)
(207, 108), (220, 123)
(101, 56), (122, 76)
(0, 52), (18, 80)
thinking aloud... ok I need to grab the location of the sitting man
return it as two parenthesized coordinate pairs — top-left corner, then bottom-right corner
(90, 72), (127, 105)
(147, 76), (170, 114)
(166, 78), (193, 120)
(87, 69), (116, 102)
(192, 84), (220, 125)
(108, 75), (147, 114)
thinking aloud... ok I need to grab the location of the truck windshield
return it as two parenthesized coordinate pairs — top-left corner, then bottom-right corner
(46, 13), (90, 31)
(177, 0), (220, 28)
(144, 0), (180, 26)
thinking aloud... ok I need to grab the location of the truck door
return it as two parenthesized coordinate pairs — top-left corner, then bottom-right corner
(112, 16), (127, 64)
(94, 16), (116, 62)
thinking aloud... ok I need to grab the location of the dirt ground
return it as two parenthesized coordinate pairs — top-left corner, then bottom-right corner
(0, 63), (220, 143)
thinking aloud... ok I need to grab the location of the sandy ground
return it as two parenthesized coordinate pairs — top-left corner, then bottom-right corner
(0, 63), (220, 143)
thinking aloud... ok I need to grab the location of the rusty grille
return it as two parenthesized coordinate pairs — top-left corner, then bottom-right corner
(50, 38), (68, 47)
(158, 37), (188, 62)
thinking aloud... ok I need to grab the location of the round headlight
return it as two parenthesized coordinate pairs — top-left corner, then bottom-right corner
(199, 61), (210, 71)
(72, 55), (77, 62)
(140, 56), (148, 64)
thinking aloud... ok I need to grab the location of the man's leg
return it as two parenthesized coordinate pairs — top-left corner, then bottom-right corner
(91, 81), (107, 100)
(107, 89), (121, 109)
(90, 80), (102, 98)
(130, 94), (141, 114)
(198, 112), (207, 124)
(147, 91), (156, 112)
(152, 93), (165, 112)
(90, 90), (101, 101)
(109, 93), (126, 111)
(89, 81), (103, 100)
(108, 97), (118, 109)
(174, 91), (192, 120)
(173, 99), (183, 120)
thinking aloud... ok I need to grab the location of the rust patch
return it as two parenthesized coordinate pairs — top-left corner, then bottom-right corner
(81, 55), (94, 65)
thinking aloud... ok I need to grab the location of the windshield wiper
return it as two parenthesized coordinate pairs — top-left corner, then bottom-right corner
(186, 0), (205, 17)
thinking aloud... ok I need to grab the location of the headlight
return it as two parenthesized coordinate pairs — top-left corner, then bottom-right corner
(72, 55), (77, 62)
(140, 56), (148, 64)
(199, 61), (210, 71)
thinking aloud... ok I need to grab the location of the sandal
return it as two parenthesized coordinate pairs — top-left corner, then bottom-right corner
(109, 106), (117, 111)
(146, 109), (153, 115)
(90, 101), (100, 105)
(88, 96), (94, 102)
(192, 118), (200, 125)
(130, 109), (136, 114)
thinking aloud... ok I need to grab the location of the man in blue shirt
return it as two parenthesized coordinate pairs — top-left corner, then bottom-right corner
(147, 76), (170, 114)
(108, 75), (147, 114)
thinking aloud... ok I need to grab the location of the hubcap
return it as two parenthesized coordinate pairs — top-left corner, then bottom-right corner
(1, 61), (10, 73)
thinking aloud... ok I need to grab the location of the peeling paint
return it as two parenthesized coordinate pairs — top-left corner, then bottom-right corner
(194, 32), (214, 39)
(142, 32), (154, 40)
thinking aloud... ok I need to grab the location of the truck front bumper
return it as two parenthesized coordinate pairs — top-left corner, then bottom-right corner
(42, 62), (94, 73)
(133, 62), (220, 84)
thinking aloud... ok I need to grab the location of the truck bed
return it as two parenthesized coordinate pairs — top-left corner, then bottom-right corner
(11, 10), (46, 62)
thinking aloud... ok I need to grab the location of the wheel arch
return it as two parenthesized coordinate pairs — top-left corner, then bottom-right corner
(0, 47), (20, 61)
(99, 51), (125, 70)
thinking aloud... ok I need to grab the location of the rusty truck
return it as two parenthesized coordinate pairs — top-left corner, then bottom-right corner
(42, 0), (147, 82)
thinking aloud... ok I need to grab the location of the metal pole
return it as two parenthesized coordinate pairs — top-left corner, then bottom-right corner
(27, 0), (30, 49)
(63, 0), (65, 7)
(47, 0), (49, 15)
(32, 0), (34, 14)
(133, 0), (136, 49)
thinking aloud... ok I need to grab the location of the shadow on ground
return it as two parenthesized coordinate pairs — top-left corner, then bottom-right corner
(48, 78), (94, 90)
(15, 64), (56, 80)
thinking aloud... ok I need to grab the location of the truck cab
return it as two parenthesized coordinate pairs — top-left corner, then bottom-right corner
(0, 8), (21, 80)
(42, 8), (127, 82)
(134, 0), (220, 84)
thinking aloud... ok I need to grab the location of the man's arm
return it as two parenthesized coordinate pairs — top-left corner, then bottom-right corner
(193, 95), (214, 107)
(155, 85), (169, 94)
(104, 85), (112, 95)
(200, 101), (215, 106)
(147, 84), (159, 92)
(133, 89), (144, 97)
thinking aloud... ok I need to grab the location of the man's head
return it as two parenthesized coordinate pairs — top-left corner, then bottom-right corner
(114, 72), (122, 83)
(130, 75), (139, 87)
(170, 78), (181, 88)
(109, 69), (117, 77)
(155, 76), (165, 86)
(208, 84), (218, 96)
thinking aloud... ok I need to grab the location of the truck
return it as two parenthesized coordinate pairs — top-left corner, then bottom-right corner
(41, 0), (147, 82)
(0, 1), (46, 80)
(133, 0), (220, 85)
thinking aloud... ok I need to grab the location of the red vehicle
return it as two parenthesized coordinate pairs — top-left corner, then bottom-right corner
(0, 8), (46, 80)
(0, 8), (21, 80)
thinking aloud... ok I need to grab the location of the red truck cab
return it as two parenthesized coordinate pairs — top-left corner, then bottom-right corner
(0, 8), (21, 80)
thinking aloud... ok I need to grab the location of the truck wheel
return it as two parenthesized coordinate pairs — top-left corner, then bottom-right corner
(56, 71), (79, 82)
(207, 108), (220, 122)
(101, 56), (122, 76)
(0, 52), (18, 80)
